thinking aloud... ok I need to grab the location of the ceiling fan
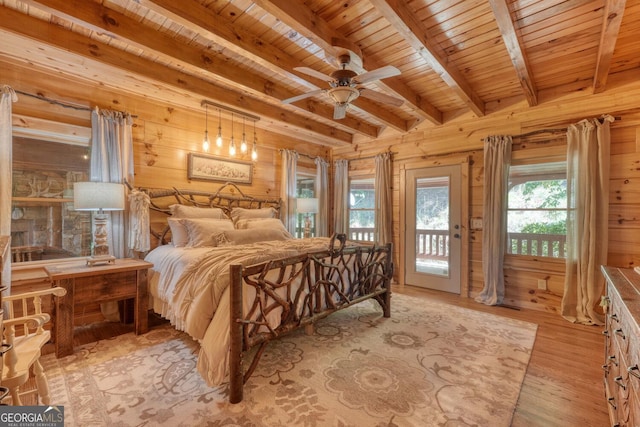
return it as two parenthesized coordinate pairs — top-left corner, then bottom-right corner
(282, 53), (403, 120)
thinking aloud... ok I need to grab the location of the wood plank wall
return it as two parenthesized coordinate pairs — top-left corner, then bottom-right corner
(4, 59), (640, 314)
(334, 71), (640, 314)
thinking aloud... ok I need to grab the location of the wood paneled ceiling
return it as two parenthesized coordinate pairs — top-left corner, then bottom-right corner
(0, 0), (638, 147)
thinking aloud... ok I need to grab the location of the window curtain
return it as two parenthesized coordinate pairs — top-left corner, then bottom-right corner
(315, 157), (329, 237)
(280, 149), (298, 235)
(475, 135), (512, 306)
(90, 107), (134, 259)
(1, 86), (17, 294)
(91, 107), (134, 321)
(374, 153), (393, 245)
(334, 160), (349, 234)
(561, 115), (613, 325)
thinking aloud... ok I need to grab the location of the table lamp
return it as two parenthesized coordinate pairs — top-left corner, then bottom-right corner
(297, 198), (318, 238)
(74, 182), (125, 266)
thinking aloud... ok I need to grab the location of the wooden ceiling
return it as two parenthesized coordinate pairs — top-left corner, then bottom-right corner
(1, 0), (638, 147)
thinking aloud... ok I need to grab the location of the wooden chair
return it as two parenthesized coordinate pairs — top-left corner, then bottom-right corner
(1, 287), (66, 405)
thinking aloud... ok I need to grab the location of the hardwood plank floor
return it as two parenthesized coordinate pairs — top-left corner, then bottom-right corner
(38, 287), (609, 426)
(392, 284), (610, 427)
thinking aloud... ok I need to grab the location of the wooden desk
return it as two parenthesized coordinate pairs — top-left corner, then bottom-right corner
(45, 258), (153, 358)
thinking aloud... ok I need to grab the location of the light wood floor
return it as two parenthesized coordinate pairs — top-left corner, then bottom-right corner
(392, 284), (610, 427)
(39, 287), (609, 426)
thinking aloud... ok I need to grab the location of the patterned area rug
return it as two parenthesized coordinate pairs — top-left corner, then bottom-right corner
(41, 293), (537, 426)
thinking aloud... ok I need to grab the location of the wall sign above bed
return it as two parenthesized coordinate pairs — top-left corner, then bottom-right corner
(187, 153), (253, 184)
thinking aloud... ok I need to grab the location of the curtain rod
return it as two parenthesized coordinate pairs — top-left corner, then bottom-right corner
(278, 149), (326, 162)
(14, 89), (138, 118)
(511, 128), (566, 139)
(512, 116), (620, 140)
(342, 151), (394, 162)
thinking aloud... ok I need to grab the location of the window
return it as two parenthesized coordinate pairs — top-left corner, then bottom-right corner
(11, 136), (91, 263)
(295, 173), (316, 238)
(507, 162), (567, 258)
(348, 177), (375, 242)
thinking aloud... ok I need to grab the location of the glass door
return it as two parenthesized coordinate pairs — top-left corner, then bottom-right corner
(405, 165), (461, 293)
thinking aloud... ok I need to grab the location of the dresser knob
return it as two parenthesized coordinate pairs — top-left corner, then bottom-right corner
(609, 313), (619, 322)
(608, 396), (617, 410)
(628, 365), (640, 379)
(608, 355), (619, 367)
(614, 376), (627, 390)
(614, 328), (626, 339)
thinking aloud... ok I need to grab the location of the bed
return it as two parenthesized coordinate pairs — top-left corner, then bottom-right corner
(136, 183), (393, 403)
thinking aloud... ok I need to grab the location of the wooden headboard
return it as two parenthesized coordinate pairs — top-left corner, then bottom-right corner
(134, 182), (282, 248)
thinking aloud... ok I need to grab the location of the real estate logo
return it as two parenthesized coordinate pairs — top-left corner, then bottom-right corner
(0, 406), (64, 427)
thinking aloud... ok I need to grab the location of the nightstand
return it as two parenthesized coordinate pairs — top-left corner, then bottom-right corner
(45, 258), (153, 358)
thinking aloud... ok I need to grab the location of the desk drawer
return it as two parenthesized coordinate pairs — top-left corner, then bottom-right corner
(73, 271), (137, 304)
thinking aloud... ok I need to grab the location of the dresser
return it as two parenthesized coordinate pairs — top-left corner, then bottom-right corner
(602, 266), (640, 427)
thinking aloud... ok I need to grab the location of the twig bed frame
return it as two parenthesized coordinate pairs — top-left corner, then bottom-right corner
(137, 182), (394, 403)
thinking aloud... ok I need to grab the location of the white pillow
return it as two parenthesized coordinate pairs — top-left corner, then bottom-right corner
(170, 204), (227, 219)
(216, 228), (293, 246)
(180, 218), (235, 247)
(230, 207), (276, 223)
(168, 218), (189, 247)
(234, 218), (288, 232)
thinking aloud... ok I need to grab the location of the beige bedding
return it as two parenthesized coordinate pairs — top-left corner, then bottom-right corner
(145, 237), (337, 385)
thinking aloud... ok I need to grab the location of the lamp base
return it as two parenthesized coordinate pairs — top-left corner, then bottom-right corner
(86, 255), (116, 267)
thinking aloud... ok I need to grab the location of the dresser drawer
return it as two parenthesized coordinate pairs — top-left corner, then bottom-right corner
(73, 270), (138, 305)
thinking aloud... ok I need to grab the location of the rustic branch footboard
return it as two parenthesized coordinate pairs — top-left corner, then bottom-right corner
(228, 235), (394, 403)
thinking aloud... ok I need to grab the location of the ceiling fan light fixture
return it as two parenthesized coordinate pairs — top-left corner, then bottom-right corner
(328, 86), (359, 105)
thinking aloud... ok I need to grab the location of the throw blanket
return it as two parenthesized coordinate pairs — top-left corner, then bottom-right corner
(146, 237), (339, 385)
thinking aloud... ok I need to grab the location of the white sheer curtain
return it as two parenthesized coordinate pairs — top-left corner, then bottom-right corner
(315, 157), (329, 237)
(561, 115), (613, 325)
(1, 86), (17, 294)
(374, 153), (392, 244)
(334, 160), (349, 234)
(90, 107), (134, 259)
(476, 135), (512, 306)
(280, 149), (298, 235)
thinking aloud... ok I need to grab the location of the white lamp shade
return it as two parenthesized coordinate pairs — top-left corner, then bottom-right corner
(73, 182), (125, 211)
(297, 198), (319, 214)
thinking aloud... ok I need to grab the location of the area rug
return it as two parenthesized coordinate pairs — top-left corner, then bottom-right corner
(41, 294), (537, 426)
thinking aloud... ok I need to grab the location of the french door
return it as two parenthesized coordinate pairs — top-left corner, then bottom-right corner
(405, 165), (462, 293)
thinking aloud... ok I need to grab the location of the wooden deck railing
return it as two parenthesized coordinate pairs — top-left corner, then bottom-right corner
(507, 232), (566, 258)
(349, 227), (567, 260)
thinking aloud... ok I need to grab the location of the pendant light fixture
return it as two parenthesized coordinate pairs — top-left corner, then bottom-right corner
(229, 112), (236, 156)
(202, 104), (210, 152)
(240, 116), (248, 154)
(200, 100), (259, 161)
(251, 120), (258, 161)
(215, 108), (223, 148)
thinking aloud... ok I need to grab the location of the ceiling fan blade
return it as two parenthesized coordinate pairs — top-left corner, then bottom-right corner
(358, 88), (404, 106)
(294, 67), (334, 83)
(352, 65), (401, 85)
(281, 89), (325, 104)
(333, 104), (348, 120)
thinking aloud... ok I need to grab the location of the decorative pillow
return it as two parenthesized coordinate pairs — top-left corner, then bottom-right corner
(168, 218), (190, 247)
(216, 228), (293, 246)
(170, 204), (227, 219)
(234, 218), (288, 233)
(180, 218), (235, 247)
(229, 207), (276, 223)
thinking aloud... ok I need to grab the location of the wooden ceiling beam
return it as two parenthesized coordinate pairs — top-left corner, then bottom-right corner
(137, 0), (408, 133)
(593, 0), (626, 94)
(369, 0), (485, 118)
(23, 0), (379, 139)
(252, 0), (442, 127)
(0, 5), (353, 145)
(489, 0), (538, 106)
